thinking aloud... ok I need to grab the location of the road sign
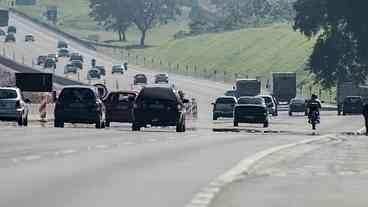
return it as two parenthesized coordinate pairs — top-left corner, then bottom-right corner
(15, 73), (53, 92)
(46, 6), (57, 23)
(16, 0), (36, 5)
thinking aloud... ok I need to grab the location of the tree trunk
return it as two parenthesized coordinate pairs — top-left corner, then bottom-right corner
(140, 29), (146, 47)
(118, 29), (122, 41)
(122, 31), (127, 42)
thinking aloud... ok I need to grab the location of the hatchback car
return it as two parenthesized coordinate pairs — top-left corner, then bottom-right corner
(57, 40), (68, 49)
(7, 26), (16, 34)
(94, 66), (106, 76)
(289, 98), (307, 116)
(47, 54), (58, 62)
(71, 60), (83, 70)
(54, 86), (106, 128)
(112, 65), (124, 74)
(64, 64), (78, 74)
(0, 87), (30, 126)
(212, 96), (237, 120)
(343, 96), (363, 115)
(70, 53), (84, 62)
(154, 73), (169, 84)
(25, 34), (35, 42)
(259, 95), (278, 116)
(5, 33), (15, 42)
(37, 55), (47, 65)
(132, 86), (188, 132)
(234, 96), (269, 127)
(58, 48), (70, 57)
(104, 91), (138, 126)
(87, 69), (101, 80)
(44, 58), (56, 69)
(134, 74), (148, 85)
(224, 90), (236, 97)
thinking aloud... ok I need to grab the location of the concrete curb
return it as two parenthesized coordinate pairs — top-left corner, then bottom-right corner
(185, 134), (336, 207)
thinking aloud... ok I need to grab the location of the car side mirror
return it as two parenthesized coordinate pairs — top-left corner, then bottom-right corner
(183, 99), (189, 104)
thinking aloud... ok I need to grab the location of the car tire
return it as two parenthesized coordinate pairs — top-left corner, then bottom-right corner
(176, 120), (183, 132)
(343, 111), (346, 116)
(105, 121), (110, 127)
(54, 121), (64, 128)
(132, 123), (141, 131)
(289, 112), (292, 116)
(264, 121), (269, 128)
(234, 120), (239, 127)
(213, 114), (218, 121)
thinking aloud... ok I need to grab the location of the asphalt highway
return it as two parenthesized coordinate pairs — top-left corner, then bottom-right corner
(0, 12), (366, 207)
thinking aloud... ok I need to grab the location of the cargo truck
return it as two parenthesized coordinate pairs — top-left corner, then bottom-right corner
(337, 81), (368, 115)
(271, 72), (296, 103)
(235, 79), (261, 98)
(0, 9), (9, 27)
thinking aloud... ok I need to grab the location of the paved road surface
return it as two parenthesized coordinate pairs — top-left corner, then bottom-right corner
(0, 12), (366, 207)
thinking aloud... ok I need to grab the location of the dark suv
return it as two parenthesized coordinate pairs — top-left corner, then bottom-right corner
(132, 86), (188, 132)
(343, 96), (363, 115)
(54, 86), (106, 128)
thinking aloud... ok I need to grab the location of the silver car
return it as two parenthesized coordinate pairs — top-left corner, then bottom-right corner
(64, 64), (78, 74)
(0, 87), (30, 126)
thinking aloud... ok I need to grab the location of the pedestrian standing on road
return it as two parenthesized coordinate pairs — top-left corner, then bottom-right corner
(363, 101), (368, 136)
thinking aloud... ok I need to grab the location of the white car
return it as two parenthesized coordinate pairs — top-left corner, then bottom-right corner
(0, 87), (30, 126)
(259, 95), (278, 116)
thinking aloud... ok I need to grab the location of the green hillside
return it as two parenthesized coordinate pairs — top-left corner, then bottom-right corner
(139, 24), (316, 82)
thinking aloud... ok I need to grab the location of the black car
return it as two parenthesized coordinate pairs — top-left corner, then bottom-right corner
(234, 98), (269, 128)
(70, 53), (84, 62)
(132, 86), (188, 132)
(154, 73), (169, 84)
(57, 40), (68, 48)
(7, 26), (16, 34)
(47, 54), (58, 62)
(134, 74), (148, 85)
(343, 96), (363, 115)
(54, 86), (106, 128)
(5, 33), (16, 42)
(212, 96), (237, 120)
(25, 34), (35, 42)
(289, 98), (307, 116)
(71, 60), (83, 70)
(44, 58), (56, 69)
(37, 55), (47, 65)
(95, 66), (106, 76)
(58, 48), (70, 57)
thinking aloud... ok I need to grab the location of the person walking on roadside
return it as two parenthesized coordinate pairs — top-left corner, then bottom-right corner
(363, 101), (368, 136)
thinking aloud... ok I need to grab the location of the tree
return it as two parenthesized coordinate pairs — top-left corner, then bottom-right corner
(293, 0), (368, 87)
(126, 0), (182, 46)
(89, 0), (132, 42)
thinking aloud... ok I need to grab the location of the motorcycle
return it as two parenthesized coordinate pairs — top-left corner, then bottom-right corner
(309, 110), (320, 130)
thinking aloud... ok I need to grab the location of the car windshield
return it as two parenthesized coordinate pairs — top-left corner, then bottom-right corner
(0, 89), (17, 99)
(292, 99), (305, 104)
(59, 88), (95, 103)
(238, 97), (264, 105)
(216, 98), (235, 104)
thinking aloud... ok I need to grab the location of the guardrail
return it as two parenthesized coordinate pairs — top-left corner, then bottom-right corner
(9, 8), (96, 51)
(0, 54), (83, 86)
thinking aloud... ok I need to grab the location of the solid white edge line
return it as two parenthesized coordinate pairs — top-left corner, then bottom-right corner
(185, 134), (336, 207)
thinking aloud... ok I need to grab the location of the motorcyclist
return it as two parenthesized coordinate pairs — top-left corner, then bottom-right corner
(178, 90), (185, 102)
(363, 100), (368, 136)
(307, 94), (322, 123)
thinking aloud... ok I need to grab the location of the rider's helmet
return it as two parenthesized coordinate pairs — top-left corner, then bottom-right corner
(311, 94), (318, 100)
(178, 90), (185, 99)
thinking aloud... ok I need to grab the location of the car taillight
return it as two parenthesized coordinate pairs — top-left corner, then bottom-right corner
(15, 100), (21, 109)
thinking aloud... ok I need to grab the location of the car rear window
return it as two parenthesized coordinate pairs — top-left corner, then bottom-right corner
(0, 89), (17, 99)
(292, 99), (305, 104)
(59, 88), (96, 103)
(137, 88), (178, 103)
(238, 97), (264, 105)
(216, 98), (235, 104)
(345, 97), (362, 104)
